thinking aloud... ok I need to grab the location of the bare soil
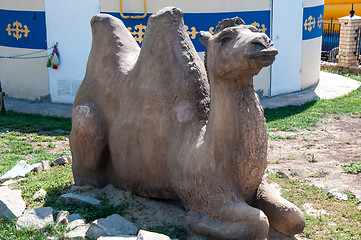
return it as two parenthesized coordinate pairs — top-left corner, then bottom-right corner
(267, 114), (361, 200)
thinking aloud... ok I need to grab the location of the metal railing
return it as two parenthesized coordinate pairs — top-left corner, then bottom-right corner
(322, 18), (341, 62)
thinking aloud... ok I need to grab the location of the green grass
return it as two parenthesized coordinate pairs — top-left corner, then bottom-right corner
(268, 174), (361, 240)
(0, 218), (67, 240)
(265, 72), (361, 131)
(0, 111), (71, 134)
(342, 161), (361, 174)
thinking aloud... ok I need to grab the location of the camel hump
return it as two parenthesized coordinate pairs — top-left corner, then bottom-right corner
(74, 14), (140, 109)
(133, 7), (210, 121)
(86, 14), (140, 78)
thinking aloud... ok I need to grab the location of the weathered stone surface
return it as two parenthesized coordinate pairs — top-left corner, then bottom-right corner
(32, 188), (47, 201)
(32, 160), (51, 172)
(324, 188), (348, 201)
(51, 156), (71, 166)
(68, 219), (86, 231)
(66, 225), (90, 239)
(0, 187), (25, 218)
(60, 193), (100, 205)
(0, 160), (34, 179)
(69, 213), (86, 223)
(86, 214), (138, 239)
(16, 207), (54, 229)
(70, 7), (304, 239)
(97, 236), (137, 240)
(137, 230), (170, 240)
(0, 179), (16, 186)
(55, 210), (69, 226)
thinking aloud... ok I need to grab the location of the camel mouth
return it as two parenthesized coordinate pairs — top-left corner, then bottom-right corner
(246, 47), (278, 63)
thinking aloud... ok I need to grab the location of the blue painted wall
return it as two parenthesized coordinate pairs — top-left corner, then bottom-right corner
(0, 9), (47, 49)
(104, 10), (271, 52)
(303, 5), (324, 40)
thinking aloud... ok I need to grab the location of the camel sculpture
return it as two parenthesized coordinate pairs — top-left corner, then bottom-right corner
(70, 7), (305, 239)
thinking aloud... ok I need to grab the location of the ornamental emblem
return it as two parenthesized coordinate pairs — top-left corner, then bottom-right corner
(6, 21), (30, 40)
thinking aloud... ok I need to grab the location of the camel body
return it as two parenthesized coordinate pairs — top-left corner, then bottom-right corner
(71, 7), (305, 239)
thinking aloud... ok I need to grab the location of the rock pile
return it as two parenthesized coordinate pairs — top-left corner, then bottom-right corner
(0, 157), (177, 240)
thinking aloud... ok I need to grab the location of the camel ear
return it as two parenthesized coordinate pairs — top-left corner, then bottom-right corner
(199, 31), (212, 47)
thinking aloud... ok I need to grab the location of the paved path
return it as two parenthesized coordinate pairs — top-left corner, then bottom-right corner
(260, 71), (361, 108)
(3, 71), (361, 118)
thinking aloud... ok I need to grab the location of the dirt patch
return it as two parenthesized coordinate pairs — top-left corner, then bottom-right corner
(267, 114), (361, 199)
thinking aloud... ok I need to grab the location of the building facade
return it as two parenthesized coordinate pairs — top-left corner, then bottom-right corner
(0, 0), (324, 103)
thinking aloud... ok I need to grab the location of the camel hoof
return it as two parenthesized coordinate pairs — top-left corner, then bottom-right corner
(254, 180), (305, 236)
(184, 209), (269, 240)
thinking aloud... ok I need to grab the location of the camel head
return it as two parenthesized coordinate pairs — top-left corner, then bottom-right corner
(200, 17), (278, 82)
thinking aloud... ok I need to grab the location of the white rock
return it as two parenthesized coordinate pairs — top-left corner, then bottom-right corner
(51, 156), (71, 166)
(68, 219), (86, 230)
(32, 189), (47, 201)
(69, 213), (85, 222)
(86, 214), (138, 239)
(31, 160), (51, 172)
(0, 187), (25, 218)
(66, 225), (90, 239)
(324, 188), (348, 201)
(1, 178), (25, 186)
(97, 236), (137, 239)
(0, 179), (17, 186)
(55, 210), (69, 226)
(16, 207), (54, 229)
(60, 193), (100, 205)
(0, 160), (34, 179)
(137, 230), (171, 240)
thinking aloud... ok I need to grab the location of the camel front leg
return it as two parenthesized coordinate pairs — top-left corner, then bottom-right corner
(184, 200), (269, 240)
(253, 179), (305, 236)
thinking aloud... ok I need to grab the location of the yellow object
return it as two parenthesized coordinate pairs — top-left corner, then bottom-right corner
(120, 0), (147, 19)
(5, 21), (30, 40)
(324, 0), (361, 22)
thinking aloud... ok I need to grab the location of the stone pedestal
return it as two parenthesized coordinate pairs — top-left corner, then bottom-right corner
(338, 15), (361, 67)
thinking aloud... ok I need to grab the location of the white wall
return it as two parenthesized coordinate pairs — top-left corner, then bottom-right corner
(44, 0), (100, 104)
(101, 0), (271, 13)
(271, 0), (304, 96)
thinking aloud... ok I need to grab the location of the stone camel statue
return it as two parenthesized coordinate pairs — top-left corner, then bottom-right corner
(70, 7), (305, 239)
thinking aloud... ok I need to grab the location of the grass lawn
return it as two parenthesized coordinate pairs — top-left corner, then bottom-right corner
(0, 72), (361, 239)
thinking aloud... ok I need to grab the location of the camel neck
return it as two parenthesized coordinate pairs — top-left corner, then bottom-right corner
(206, 76), (266, 161)
(204, 76), (267, 198)
(208, 77), (259, 135)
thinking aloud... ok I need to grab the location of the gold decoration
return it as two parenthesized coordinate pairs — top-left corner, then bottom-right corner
(127, 24), (147, 43)
(304, 15), (316, 32)
(251, 22), (267, 33)
(317, 14), (323, 29)
(128, 24), (201, 43)
(185, 25), (198, 39)
(209, 27), (215, 35)
(6, 21), (30, 40)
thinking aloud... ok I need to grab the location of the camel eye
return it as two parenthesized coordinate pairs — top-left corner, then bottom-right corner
(220, 37), (231, 45)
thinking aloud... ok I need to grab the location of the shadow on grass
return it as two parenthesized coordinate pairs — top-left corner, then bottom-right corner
(0, 111), (71, 136)
(264, 100), (317, 123)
